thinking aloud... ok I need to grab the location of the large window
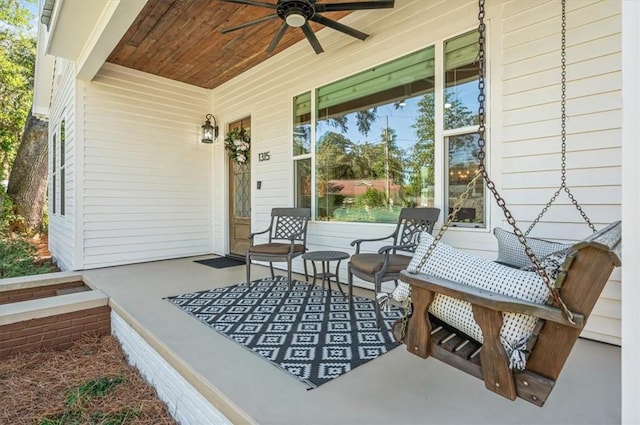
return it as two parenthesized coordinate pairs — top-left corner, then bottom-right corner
(292, 30), (485, 227)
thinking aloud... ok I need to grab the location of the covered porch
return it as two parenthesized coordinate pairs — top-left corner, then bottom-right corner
(81, 257), (620, 424)
(31, 0), (636, 421)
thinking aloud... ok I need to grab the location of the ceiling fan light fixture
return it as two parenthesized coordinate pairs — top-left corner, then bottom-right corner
(220, 0), (396, 54)
(285, 9), (306, 27)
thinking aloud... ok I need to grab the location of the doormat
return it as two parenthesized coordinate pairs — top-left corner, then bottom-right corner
(165, 276), (402, 388)
(194, 256), (245, 269)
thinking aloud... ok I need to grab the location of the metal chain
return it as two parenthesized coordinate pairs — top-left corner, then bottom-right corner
(525, 0), (596, 236)
(407, 0), (575, 326)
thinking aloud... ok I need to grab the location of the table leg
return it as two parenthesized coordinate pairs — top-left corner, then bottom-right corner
(311, 261), (318, 286)
(333, 260), (345, 296)
(322, 261), (328, 291)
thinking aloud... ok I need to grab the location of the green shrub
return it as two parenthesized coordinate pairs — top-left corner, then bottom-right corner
(355, 188), (387, 208)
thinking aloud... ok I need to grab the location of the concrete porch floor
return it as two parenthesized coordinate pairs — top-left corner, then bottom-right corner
(81, 255), (621, 425)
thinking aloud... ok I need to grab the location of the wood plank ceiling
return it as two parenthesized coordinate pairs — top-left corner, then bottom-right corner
(107, 0), (362, 89)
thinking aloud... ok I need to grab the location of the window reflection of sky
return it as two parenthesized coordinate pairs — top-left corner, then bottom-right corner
(317, 96), (423, 152)
(316, 78), (478, 154)
(445, 80), (478, 116)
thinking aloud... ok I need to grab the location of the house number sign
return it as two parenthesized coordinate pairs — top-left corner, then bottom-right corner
(258, 152), (271, 162)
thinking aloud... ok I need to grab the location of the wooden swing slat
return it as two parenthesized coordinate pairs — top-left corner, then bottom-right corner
(439, 333), (465, 353)
(395, 220), (622, 407)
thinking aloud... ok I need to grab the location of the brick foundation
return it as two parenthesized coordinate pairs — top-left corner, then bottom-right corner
(0, 305), (111, 358)
(0, 281), (88, 305)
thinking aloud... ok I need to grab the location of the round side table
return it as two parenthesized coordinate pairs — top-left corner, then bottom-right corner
(302, 250), (350, 295)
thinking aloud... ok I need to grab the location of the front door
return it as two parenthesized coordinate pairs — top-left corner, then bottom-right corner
(228, 117), (251, 258)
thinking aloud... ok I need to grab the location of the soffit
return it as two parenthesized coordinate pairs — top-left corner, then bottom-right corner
(107, 0), (360, 90)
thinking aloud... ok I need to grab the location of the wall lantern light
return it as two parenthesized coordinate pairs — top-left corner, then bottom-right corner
(201, 114), (219, 143)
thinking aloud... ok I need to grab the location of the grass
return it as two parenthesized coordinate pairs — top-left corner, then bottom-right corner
(64, 377), (125, 408)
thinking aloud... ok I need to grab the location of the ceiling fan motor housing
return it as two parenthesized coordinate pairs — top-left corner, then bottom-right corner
(277, 0), (316, 27)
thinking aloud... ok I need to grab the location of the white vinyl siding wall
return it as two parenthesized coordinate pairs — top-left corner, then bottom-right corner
(79, 63), (212, 269)
(210, 0), (621, 343)
(48, 58), (76, 271)
(500, 0), (621, 344)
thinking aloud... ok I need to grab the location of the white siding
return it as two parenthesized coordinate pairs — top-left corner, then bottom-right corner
(211, 0), (622, 343)
(79, 63), (212, 269)
(500, 0), (621, 344)
(48, 58), (76, 271)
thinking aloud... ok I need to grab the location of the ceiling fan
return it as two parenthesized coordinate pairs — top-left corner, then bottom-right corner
(220, 0), (395, 54)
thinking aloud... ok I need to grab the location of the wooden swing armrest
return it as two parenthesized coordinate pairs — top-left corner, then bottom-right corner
(399, 270), (584, 328)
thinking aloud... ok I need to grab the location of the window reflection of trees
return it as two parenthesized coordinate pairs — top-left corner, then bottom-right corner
(303, 31), (483, 224)
(312, 90), (483, 224)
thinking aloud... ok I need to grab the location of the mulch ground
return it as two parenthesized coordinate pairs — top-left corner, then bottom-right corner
(1, 236), (176, 424)
(0, 333), (177, 425)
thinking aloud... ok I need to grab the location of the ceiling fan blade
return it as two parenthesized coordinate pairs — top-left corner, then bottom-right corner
(220, 0), (277, 9)
(267, 21), (289, 53)
(315, 1), (395, 12)
(301, 22), (324, 54)
(220, 14), (278, 33)
(310, 14), (368, 41)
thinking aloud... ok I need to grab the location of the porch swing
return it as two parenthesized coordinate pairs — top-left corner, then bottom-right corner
(390, 0), (622, 407)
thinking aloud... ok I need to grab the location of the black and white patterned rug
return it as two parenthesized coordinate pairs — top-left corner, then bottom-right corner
(165, 276), (402, 388)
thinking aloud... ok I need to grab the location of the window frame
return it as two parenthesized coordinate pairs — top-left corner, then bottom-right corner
(52, 133), (57, 215)
(292, 90), (314, 212)
(291, 27), (488, 230)
(60, 119), (66, 216)
(51, 118), (66, 217)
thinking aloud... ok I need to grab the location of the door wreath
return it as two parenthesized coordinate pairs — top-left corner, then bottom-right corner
(224, 127), (250, 165)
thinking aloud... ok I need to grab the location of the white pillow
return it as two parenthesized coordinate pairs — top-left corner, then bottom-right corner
(406, 232), (551, 369)
(493, 227), (571, 268)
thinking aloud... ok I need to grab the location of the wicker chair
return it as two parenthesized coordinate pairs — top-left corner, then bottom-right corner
(347, 207), (440, 326)
(246, 208), (311, 288)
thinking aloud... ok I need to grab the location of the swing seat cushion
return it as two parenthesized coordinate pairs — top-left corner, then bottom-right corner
(408, 232), (554, 365)
(493, 227), (571, 268)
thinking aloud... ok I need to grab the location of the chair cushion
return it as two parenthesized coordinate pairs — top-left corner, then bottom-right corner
(493, 227), (571, 268)
(407, 232), (553, 369)
(249, 243), (305, 255)
(350, 253), (412, 274)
